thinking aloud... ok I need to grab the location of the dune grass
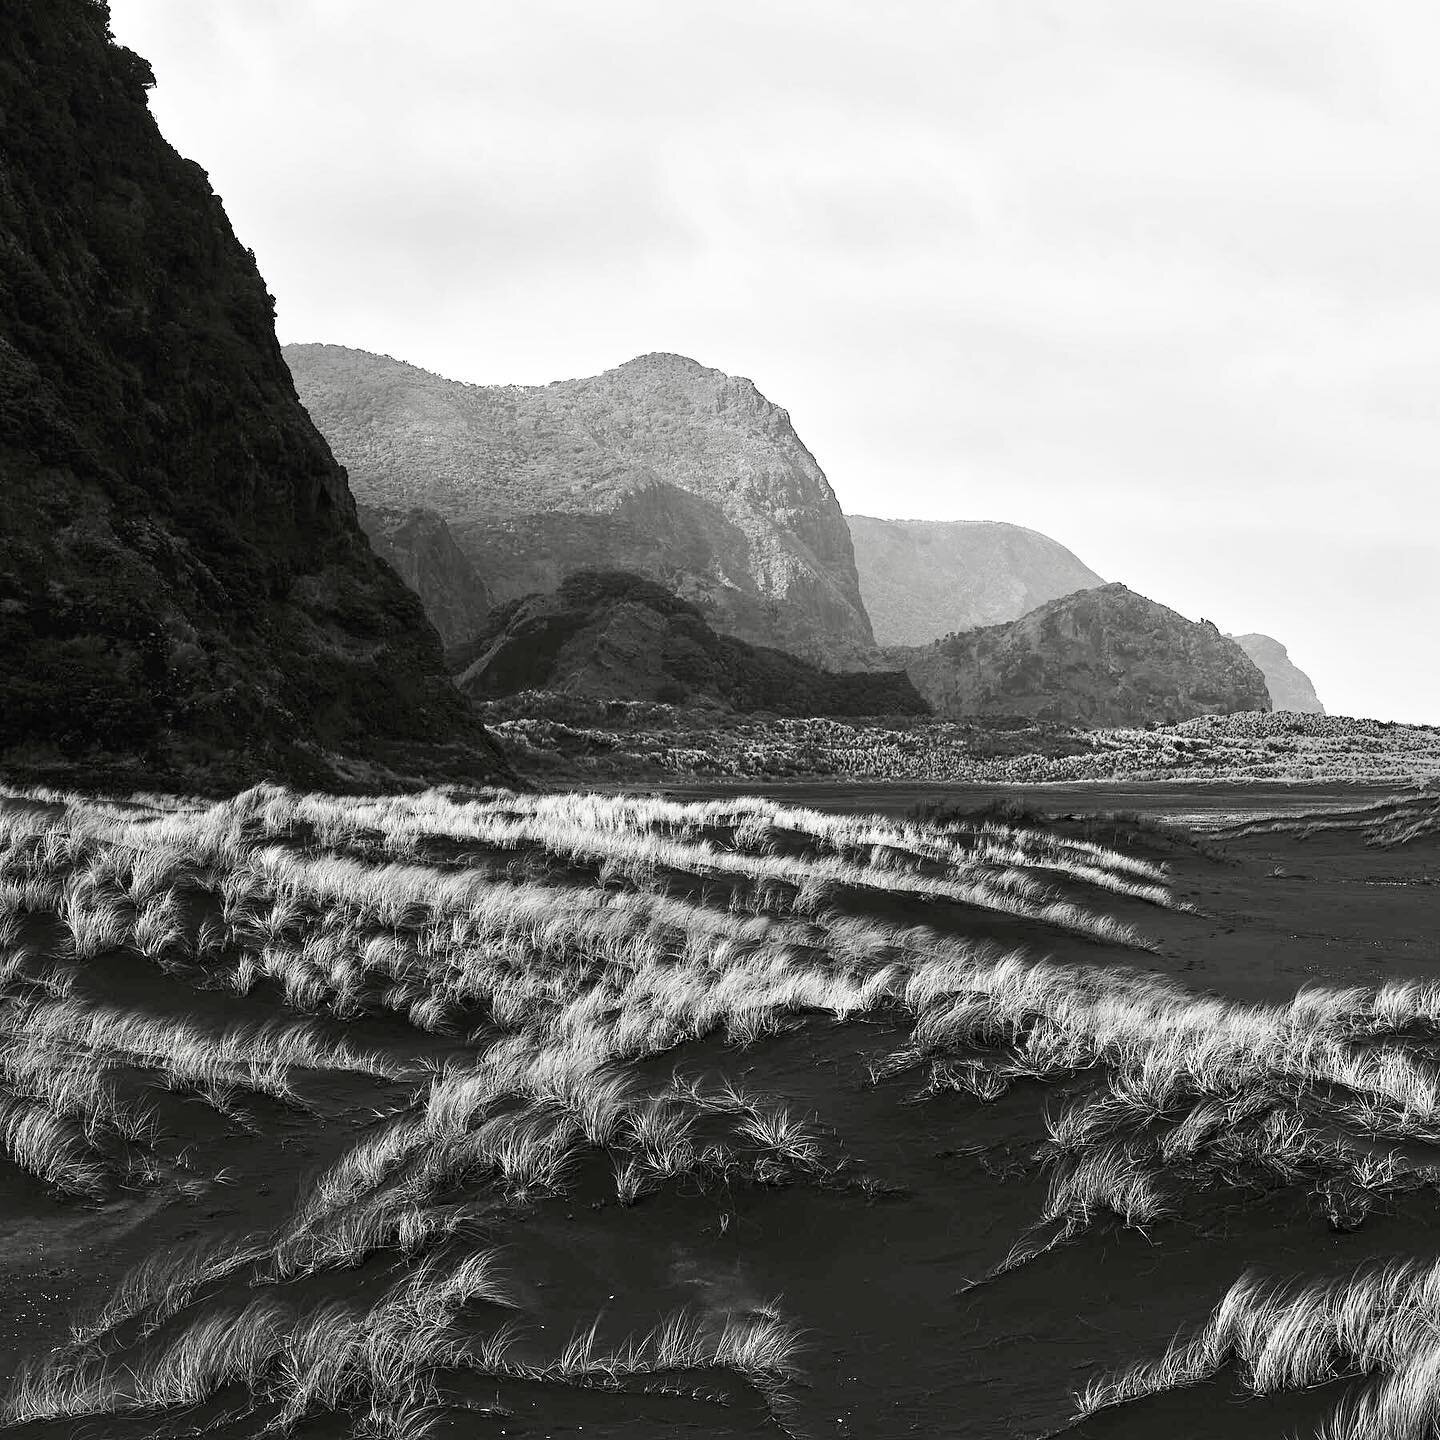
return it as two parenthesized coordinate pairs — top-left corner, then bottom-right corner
(1212, 786), (1440, 850)
(1075, 1257), (1440, 1438)
(0, 1095), (109, 1197)
(8, 780), (1440, 1434)
(8, 1257), (800, 1433)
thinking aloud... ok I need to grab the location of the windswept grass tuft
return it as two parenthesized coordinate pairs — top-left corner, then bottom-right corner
(1075, 1257), (1440, 1437)
(0, 1095), (108, 1197)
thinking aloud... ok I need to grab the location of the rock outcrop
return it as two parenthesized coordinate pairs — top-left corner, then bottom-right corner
(355, 504), (491, 649)
(848, 516), (1105, 645)
(898, 583), (1272, 725)
(284, 345), (876, 668)
(454, 571), (927, 717)
(1230, 633), (1325, 714)
(0, 2), (506, 783)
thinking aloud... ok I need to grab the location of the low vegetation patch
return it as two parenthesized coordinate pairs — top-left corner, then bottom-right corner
(476, 694), (1440, 784)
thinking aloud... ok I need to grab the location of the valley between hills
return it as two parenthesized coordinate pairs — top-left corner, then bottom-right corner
(3, 7), (1439, 1440)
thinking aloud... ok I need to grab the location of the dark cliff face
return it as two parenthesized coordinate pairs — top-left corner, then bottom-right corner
(898, 583), (1273, 726)
(848, 516), (1105, 645)
(1230, 634), (1325, 715)
(355, 504), (492, 649)
(453, 571), (926, 718)
(0, 2), (506, 783)
(284, 344), (877, 669)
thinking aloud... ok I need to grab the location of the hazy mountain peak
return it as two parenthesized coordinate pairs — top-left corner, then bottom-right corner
(1230, 633), (1326, 714)
(848, 514), (1106, 645)
(286, 344), (875, 666)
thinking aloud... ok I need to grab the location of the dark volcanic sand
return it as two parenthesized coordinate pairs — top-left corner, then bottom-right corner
(2, 784), (1436, 1439)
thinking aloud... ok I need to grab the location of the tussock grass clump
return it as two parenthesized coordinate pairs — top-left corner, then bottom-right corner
(4, 1297), (291, 1425)
(69, 1232), (270, 1345)
(267, 1198), (474, 1283)
(544, 1304), (803, 1389)
(1215, 787), (1440, 850)
(0, 1094), (109, 1197)
(1075, 1257), (1440, 1438)
(8, 1255), (800, 1432)
(1, 999), (400, 1097)
(0, 1038), (155, 1146)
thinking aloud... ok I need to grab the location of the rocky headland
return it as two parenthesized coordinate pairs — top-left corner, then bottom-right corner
(284, 345), (876, 668)
(896, 583), (1272, 725)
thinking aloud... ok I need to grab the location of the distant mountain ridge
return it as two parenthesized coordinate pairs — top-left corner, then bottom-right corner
(453, 570), (927, 717)
(288, 344), (1313, 734)
(285, 344), (875, 668)
(897, 583), (1272, 725)
(848, 516), (1105, 644)
(0, 2), (505, 784)
(1231, 633), (1325, 714)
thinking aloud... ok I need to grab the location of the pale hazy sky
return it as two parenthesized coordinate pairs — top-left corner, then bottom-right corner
(108, 1), (1440, 723)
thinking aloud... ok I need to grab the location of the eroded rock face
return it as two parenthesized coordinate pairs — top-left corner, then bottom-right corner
(1230, 634), (1325, 714)
(285, 345), (876, 667)
(453, 571), (926, 717)
(848, 516), (1104, 645)
(355, 505), (491, 649)
(0, 1), (505, 783)
(898, 583), (1272, 725)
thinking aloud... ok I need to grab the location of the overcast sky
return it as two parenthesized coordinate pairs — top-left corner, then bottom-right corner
(109, 1), (1440, 723)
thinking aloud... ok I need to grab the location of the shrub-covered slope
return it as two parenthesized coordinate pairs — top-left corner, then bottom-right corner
(0, 1), (505, 784)
(1231, 632), (1325, 714)
(355, 504), (492, 648)
(285, 344), (877, 667)
(452, 570), (927, 716)
(848, 514), (1105, 644)
(898, 583), (1272, 725)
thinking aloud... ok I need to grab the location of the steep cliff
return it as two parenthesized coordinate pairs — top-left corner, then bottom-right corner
(1231, 633), (1325, 714)
(848, 515), (1104, 644)
(285, 345), (876, 667)
(0, 2), (507, 783)
(355, 504), (491, 649)
(899, 584), (1272, 725)
(454, 571), (926, 717)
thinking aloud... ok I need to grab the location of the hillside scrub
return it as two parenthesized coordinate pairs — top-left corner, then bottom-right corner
(476, 695), (1440, 785)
